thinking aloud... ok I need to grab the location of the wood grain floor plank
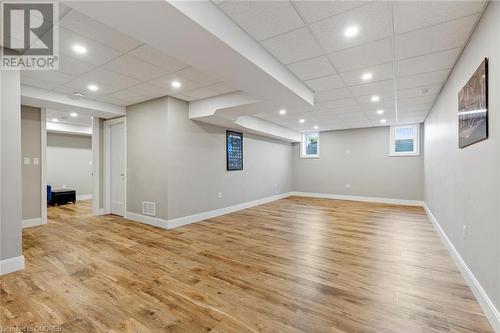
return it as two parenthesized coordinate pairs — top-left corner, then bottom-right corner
(0, 198), (494, 333)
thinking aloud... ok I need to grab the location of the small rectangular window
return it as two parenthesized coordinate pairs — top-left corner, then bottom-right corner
(390, 124), (420, 156)
(301, 132), (319, 158)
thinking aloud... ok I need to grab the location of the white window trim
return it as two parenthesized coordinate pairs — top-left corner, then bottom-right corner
(300, 132), (320, 159)
(389, 124), (420, 156)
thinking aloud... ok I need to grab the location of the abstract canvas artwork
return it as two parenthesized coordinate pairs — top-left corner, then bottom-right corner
(458, 58), (488, 148)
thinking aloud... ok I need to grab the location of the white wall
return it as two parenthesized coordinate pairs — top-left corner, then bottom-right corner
(21, 106), (41, 220)
(167, 97), (292, 219)
(126, 96), (292, 221)
(47, 132), (93, 198)
(0, 70), (23, 266)
(424, 0), (500, 319)
(293, 126), (424, 201)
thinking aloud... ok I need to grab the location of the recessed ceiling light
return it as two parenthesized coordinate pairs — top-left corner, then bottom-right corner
(371, 95), (380, 102)
(70, 112), (78, 117)
(279, 109), (287, 115)
(361, 72), (373, 81)
(299, 119), (305, 123)
(51, 118), (59, 122)
(313, 125), (319, 130)
(72, 44), (87, 55)
(380, 119), (387, 124)
(171, 80), (181, 88)
(376, 109), (384, 115)
(344, 25), (359, 38)
(87, 84), (99, 92)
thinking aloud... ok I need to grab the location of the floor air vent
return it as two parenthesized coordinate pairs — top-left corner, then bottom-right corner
(142, 201), (156, 216)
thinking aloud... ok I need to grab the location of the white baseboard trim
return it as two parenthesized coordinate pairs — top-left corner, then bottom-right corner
(77, 194), (93, 201)
(291, 191), (424, 206)
(125, 211), (169, 229)
(93, 208), (106, 216)
(125, 192), (293, 230)
(424, 204), (500, 333)
(167, 192), (293, 229)
(0, 255), (25, 275)
(22, 217), (42, 228)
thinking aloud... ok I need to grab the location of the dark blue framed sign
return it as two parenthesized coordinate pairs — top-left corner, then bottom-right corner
(226, 130), (243, 171)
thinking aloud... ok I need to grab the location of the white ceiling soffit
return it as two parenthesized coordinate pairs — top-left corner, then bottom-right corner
(215, 0), (487, 132)
(21, 85), (126, 119)
(64, 1), (313, 141)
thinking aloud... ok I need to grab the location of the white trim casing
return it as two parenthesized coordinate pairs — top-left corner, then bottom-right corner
(77, 194), (93, 201)
(292, 191), (424, 206)
(424, 204), (500, 333)
(300, 132), (320, 159)
(41, 108), (47, 225)
(389, 124), (421, 157)
(0, 256), (25, 276)
(92, 117), (101, 216)
(22, 217), (42, 228)
(104, 117), (127, 216)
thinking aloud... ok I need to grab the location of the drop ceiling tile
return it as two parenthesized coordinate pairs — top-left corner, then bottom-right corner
(149, 73), (201, 94)
(103, 54), (168, 81)
(366, 110), (396, 121)
(314, 87), (352, 103)
(126, 82), (168, 99)
(21, 77), (59, 90)
(309, 2), (392, 53)
(172, 94), (196, 102)
(262, 28), (324, 64)
(346, 121), (372, 129)
(183, 87), (220, 100)
(22, 70), (74, 85)
(92, 95), (128, 106)
(359, 101), (394, 112)
(395, 15), (479, 60)
(396, 48), (461, 77)
(65, 68), (141, 95)
(59, 9), (142, 52)
(340, 62), (393, 86)
(59, 28), (121, 66)
(128, 45), (190, 73)
(219, 1), (303, 41)
(108, 90), (151, 104)
(174, 67), (220, 85)
(397, 84), (442, 99)
(293, 1), (369, 24)
(329, 38), (392, 72)
(397, 103), (433, 114)
(394, 1), (486, 34)
(314, 97), (359, 111)
(305, 74), (344, 92)
(356, 91), (394, 105)
(58, 54), (95, 76)
(398, 94), (437, 107)
(209, 82), (237, 95)
(287, 56), (336, 81)
(349, 79), (394, 97)
(396, 70), (449, 90)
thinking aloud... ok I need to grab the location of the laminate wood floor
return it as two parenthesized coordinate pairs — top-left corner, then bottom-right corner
(0, 197), (494, 333)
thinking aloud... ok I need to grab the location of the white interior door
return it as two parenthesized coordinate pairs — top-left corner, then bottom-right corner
(110, 121), (125, 216)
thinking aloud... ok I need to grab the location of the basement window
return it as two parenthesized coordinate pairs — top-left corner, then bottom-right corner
(389, 124), (420, 156)
(301, 132), (319, 158)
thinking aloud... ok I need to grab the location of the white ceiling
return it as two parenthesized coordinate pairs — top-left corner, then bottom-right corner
(20, 5), (238, 106)
(11, 1), (488, 137)
(46, 109), (93, 126)
(217, 0), (486, 132)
